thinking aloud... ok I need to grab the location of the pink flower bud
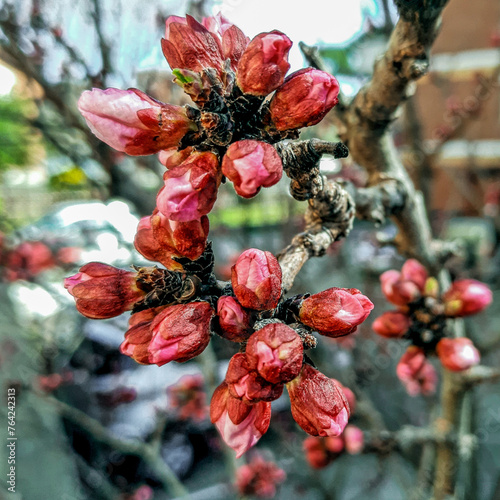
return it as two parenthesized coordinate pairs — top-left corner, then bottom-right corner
(156, 151), (221, 222)
(167, 374), (207, 421)
(235, 454), (286, 497)
(210, 381), (271, 458)
(225, 353), (283, 403)
(148, 302), (213, 366)
(78, 88), (194, 155)
(443, 279), (493, 317)
(396, 346), (437, 396)
(120, 307), (166, 364)
(380, 269), (421, 306)
(217, 295), (254, 342)
(298, 287), (373, 337)
(343, 425), (364, 455)
(245, 323), (303, 384)
(162, 15), (224, 74)
(236, 31), (292, 96)
(372, 311), (410, 338)
(436, 338), (480, 372)
(303, 437), (332, 469)
(158, 147), (193, 169)
(5, 241), (55, 281)
(134, 211), (209, 269)
(222, 140), (283, 198)
(400, 259), (428, 291)
(64, 262), (145, 319)
(269, 68), (340, 130)
(287, 364), (350, 437)
(231, 249), (282, 310)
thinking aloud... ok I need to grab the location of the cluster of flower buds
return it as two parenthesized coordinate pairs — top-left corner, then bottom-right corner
(66, 246), (373, 457)
(166, 373), (207, 421)
(235, 454), (286, 498)
(77, 13), (340, 268)
(373, 259), (492, 395)
(303, 424), (364, 469)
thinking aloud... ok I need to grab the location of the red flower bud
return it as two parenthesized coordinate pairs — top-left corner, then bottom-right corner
(226, 353), (283, 403)
(269, 68), (339, 130)
(167, 374), (207, 421)
(217, 295), (254, 342)
(162, 15), (224, 74)
(134, 210), (209, 269)
(303, 437), (332, 469)
(236, 31), (292, 96)
(235, 454), (286, 498)
(287, 364), (350, 437)
(299, 287), (373, 337)
(120, 307), (166, 364)
(210, 381), (271, 458)
(222, 140), (283, 198)
(443, 279), (493, 317)
(65, 262), (145, 319)
(231, 249), (282, 310)
(343, 425), (364, 455)
(156, 151), (221, 222)
(380, 269), (421, 306)
(148, 302), (213, 366)
(245, 323), (303, 384)
(372, 311), (410, 338)
(400, 259), (428, 291)
(436, 338), (480, 372)
(396, 346), (437, 396)
(78, 88), (194, 155)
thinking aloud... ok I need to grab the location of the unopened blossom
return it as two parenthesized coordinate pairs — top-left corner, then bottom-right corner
(436, 338), (480, 372)
(78, 88), (194, 155)
(231, 248), (282, 310)
(236, 31), (292, 95)
(235, 454), (286, 498)
(299, 287), (374, 337)
(372, 311), (410, 338)
(221, 140), (283, 198)
(167, 374), (207, 421)
(217, 295), (254, 342)
(287, 364), (350, 437)
(337, 383), (356, 414)
(225, 353), (283, 403)
(396, 346), (438, 396)
(156, 151), (221, 222)
(210, 381), (271, 458)
(269, 68), (340, 130)
(303, 436), (336, 469)
(148, 302), (213, 366)
(5, 241), (55, 281)
(245, 323), (303, 384)
(65, 262), (145, 319)
(134, 210), (209, 269)
(380, 259), (427, 306)
(443, 279), (493, 317)
(120, 307), (166, 364)
(343, 425), (364, 455)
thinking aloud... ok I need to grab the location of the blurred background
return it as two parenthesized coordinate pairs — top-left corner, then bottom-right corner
(0, 0), (499, 499)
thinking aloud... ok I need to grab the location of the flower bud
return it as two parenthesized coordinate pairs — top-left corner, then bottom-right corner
(269, 68), (339, 130)
(217, 295), (254, 342)
(78, 88), (194, 155)
(436, 338), (480, 372)
(400, 259), (428, 291)
(396, 346), (437, 396)
(167, 374), (207, 421)
(245, 323), (303, 384)
(372, 311), (410, 338)
(443, 279), (493, 317)
(225, 353), (283, 403)
(162, 15), (224, 74)
(343, 425), (364, 455)
(380, 269), (421, 306)
(222, 140), (283, 198)
(287, 364), (350, 437)
(120, 307), (166, 364)
(337, 383), (356, 414)
(156, 151), (221, 222)
(210, 381), (271, 458)
(134, 211), (209, 270)
(298, 287), (373, 337)
(236, 31), (292, 96)
(231, 249), (282, 310)
(65, 262), (145, 319)
(235, 455), (286, 497)
(303, 437), (332, 469)
(148, 302), (213, 366)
